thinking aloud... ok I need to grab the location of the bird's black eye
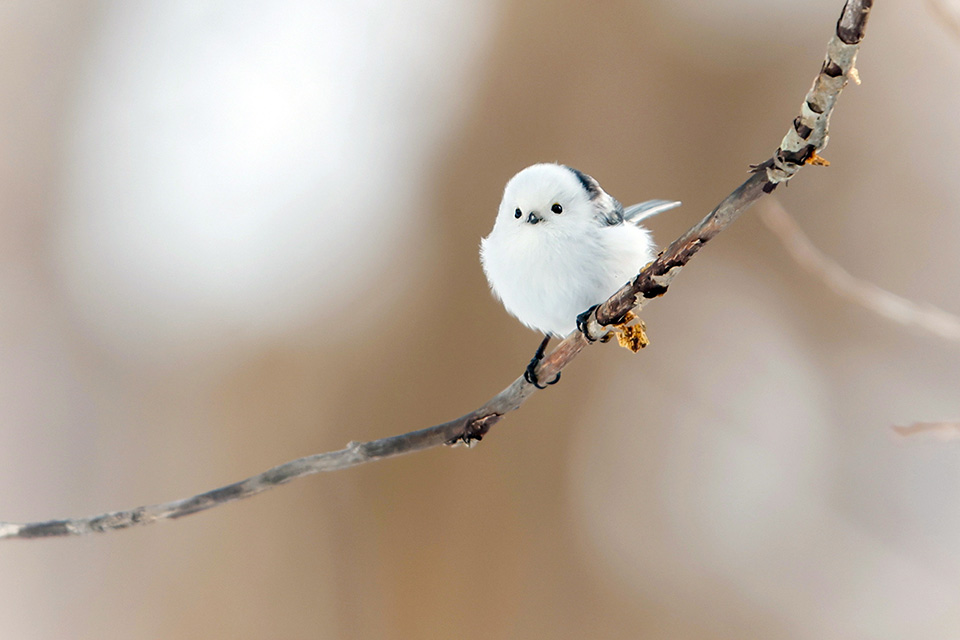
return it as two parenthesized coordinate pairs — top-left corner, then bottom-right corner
(551, 203), (563, 214)
(514, 208), (522, 219)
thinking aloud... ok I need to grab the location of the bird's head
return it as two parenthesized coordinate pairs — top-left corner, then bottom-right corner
(495, 163), (596, 230)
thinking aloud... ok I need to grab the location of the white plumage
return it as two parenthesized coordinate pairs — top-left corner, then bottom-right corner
(480, 163), (679, 337)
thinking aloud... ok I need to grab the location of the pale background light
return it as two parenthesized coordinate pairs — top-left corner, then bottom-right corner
(53, 1), (495, 372)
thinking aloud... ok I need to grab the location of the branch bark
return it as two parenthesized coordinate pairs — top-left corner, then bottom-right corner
(0, 0), (873, 540)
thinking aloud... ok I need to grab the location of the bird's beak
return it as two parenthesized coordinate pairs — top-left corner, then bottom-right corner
(526, 211), (542, 225)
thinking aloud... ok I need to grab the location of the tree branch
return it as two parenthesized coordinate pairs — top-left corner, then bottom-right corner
(0, 0), (873, 540)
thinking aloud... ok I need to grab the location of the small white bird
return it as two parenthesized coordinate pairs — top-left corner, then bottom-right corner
(480, 163), (680, 386)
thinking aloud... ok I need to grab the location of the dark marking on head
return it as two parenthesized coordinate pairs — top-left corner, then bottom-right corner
(565, 166), (601, 200)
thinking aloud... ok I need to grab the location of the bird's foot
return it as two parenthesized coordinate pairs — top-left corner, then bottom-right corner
(524, 335), (561, 389)
(578, 306), (650, 352)
(577, 304), (622, 343)
(576, 305), (603, 342)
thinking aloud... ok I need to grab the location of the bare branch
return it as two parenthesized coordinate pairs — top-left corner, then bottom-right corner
(0, 0), (873, 540)
(760, 200), (960, 344)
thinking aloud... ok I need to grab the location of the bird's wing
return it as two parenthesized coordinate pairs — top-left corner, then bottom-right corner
(567, 166), (625, 225)
(594, 195), (625, 226)
(622, 199), (682, 224)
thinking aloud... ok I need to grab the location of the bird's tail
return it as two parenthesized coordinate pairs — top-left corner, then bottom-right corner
(622, 199), (682, 223)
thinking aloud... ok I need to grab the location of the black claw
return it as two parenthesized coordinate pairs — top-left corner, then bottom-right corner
(576, 304), (601, 342)
(524, 366), (560, 389)
(524, 335), (561, 389)
(523, 363), (539, 386)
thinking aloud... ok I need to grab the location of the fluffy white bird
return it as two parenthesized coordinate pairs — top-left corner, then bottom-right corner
(480, 163), (680, 386)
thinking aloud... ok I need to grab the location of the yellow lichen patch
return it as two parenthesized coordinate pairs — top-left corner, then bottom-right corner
(607, 312), (649, 353)
(806, 151), (830, 166)
(615, 322), (649, 353)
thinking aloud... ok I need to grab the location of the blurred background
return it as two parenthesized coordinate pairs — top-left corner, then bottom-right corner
(2, 1), (960, 638)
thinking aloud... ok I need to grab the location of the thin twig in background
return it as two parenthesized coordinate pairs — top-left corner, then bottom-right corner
(893, 422), (960, 440)
(760, 200), (960, 344)
(0, 0), (873, 540)
(927, 0), (960, 41)
(762, 200), (960, 441)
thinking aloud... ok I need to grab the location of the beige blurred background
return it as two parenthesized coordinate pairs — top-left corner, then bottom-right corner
(2, 1), (960, 638)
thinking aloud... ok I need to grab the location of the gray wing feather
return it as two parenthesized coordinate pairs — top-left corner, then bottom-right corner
(596, 197), (625, 226)
(622, 199), (682, 223)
